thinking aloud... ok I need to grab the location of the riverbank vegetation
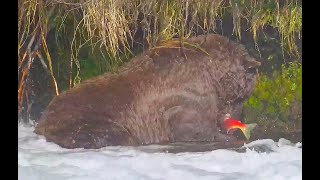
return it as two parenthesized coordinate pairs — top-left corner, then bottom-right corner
(18, 0), (302, 132)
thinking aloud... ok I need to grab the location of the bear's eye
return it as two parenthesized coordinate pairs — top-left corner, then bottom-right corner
(246, 67), (256, 74)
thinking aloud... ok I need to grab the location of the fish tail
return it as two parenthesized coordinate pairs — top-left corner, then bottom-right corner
(240, 123), (257, 140)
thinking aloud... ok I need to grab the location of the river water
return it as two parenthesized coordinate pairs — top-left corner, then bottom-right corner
(18, 123), (302, 180)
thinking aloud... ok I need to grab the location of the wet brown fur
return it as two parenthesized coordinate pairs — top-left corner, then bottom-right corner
(35, 34), (261, 149)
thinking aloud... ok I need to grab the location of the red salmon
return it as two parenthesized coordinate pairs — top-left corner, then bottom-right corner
(223, 114), (257, 140)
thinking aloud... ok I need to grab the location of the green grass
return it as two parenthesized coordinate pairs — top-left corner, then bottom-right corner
(244, 62), (302, 132)
(18, 0), (302, 117)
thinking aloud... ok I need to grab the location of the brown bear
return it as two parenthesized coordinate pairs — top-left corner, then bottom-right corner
(35, 34), (261, 149)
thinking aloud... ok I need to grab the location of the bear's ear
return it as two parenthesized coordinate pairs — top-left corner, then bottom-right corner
(242, 57), (261, 72)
